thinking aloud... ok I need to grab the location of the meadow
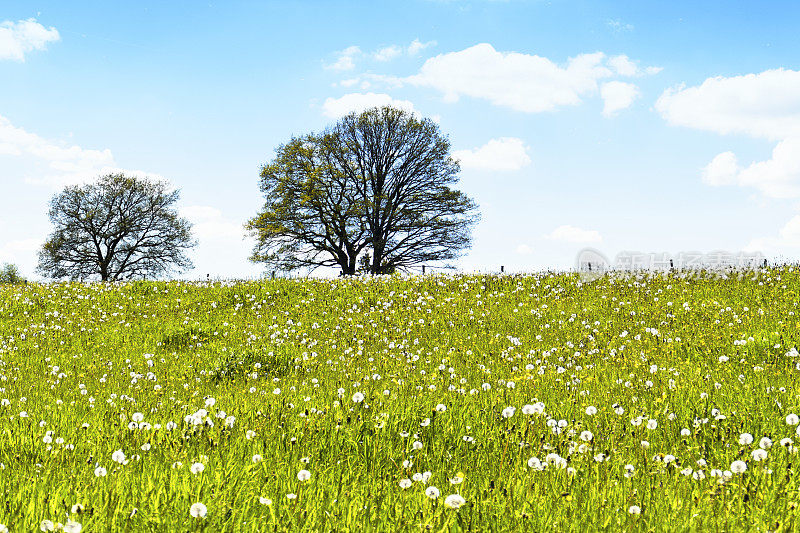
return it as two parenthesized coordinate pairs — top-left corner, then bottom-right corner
(1, 268), (799, 531)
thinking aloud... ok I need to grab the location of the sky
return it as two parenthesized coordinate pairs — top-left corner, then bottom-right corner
(2, 0), (800, 280)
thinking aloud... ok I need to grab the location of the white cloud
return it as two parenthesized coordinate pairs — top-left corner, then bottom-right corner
(404, 43), (657, 114)
(0, 114), (160, 189)
(607, 19), (634, 33)
(321, 92), (416, 118)
(407, 44), (610, 112)
(0, 18), (60, 61)
(655, 69), (800, 141)
(452, 137), (531, 171)
(373, 45), (403, 62)
(179, 205), (243, 241)
(607, 55), (638, 77)
(408, 39), (436, 56)
(600, 81), (640, 116)
(178, 205), (262, 279)
(515, 244), (533, 255)
(702, 151), (740, 186)
(746, 215), (800, 255)
(702, 139), (800, 199)
(544, 225), (602, 243)
(325, 46), (361, 71)
(372, 39), (436, 62)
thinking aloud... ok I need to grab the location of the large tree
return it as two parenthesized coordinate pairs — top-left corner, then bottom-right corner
(38, 173), (196, 281)
(247, 106), (479, 275)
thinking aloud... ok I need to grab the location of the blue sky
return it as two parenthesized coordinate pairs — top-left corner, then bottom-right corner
(2, 1), (800, 279)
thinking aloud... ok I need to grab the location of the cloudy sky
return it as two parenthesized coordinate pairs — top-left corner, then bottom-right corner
(2, 1), (800, 279)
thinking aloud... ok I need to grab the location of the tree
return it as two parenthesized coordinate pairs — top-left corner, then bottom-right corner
(38, 173), (196, 281)
(247, 106), (479, 275)
(0, 263), (26, 284)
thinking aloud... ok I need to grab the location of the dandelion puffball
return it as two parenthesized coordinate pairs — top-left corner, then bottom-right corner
(189, 502), (207, 518)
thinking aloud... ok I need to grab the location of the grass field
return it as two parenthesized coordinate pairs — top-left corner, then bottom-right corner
(1, 268), (799, 531)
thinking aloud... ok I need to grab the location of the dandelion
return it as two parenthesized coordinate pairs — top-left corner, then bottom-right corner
(112, 450), (126, 464)
(286, 493), (297, 500)
(501, 406), (516, 418)
(751, 448), (768, 461)
(399, 479), (412, 489)
(40, 520), (55, 532)
(624, 464), (635, 478)
(413, 441), (423, 450)
(580, 430), (593, 442)
(297, 469), (311, 481)
(787, 414), (800, 426)
(739, 433), (754, 445)
(435, 403), (447, 412)
(252, 454), (263, 463)
(444, 494), (466, 509)
(680, 428), (691, 436)
(190, 462), (205, 474)
(71, 503), (84, 514)
(647, 419), (658, 430)
(64, 520), (82, 533)
(585, 406), (597, 416)
(731, 460), (747, 473)
(760, 437), (773, 450)
(352, 392), (365, 403)
(94, 466), (107, 477)
(0, 524), (7, 533)
(628, 505), (641, 515)
(189, 502), (207, 518)
(425, 486), (440, 499)
(259, 497), (272, 505)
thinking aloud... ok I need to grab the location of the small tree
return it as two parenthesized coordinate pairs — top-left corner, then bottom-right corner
(38, 173), (196, 281)
(247, 106), (479, 275)
(0, 263), (26, 284)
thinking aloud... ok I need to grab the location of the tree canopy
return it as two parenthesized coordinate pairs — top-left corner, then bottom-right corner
(38, 173), (196, 281)
(246, 106), (479, 275)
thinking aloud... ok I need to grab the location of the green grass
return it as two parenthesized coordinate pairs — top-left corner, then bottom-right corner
(1, 268), (800, 531)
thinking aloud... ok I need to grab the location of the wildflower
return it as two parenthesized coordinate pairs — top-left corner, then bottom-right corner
(64, 521), (82, 533)
(739, 433), (754, 445)
(501, 406), (516, 419)
(413, 441), (423, 450)
(259, 497), (272, 505)
(759, 437), (773, 449)
(286, 493), (297, 500)
(624, 464), (635, 478)
(444, 494), (466, 509)
(680, 428), (691, 436)
(751, 448), (768, 461)
(646, 419), (658, 430)
(435, 403), (447, 412)
(190, 462), (205, 474)
(352, 392), (365, 403)
(527, 457), (544, 470)
(71, 503), (84, 514)
(580, 430), (593, 442)
(40, 520), (55, 532)
(399, 479), (412, 489)
(111, 450), (126, 464)
(425, 486), (440, 499)
(628, 505), (641, 515)
(731, 460), (747, 473)
(787, 414), (800, 426)
(585, 406), (597, 416)
(189, 502), (207, 518)
(252, 454), (263, 463)
(297, 469), (311, 481)
(94, 466), (107, 477)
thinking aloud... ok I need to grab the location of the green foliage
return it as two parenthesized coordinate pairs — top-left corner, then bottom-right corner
(37, 173), (196, 281)
(247, 106), (479, 276)
(0, 268), (799, 530)
(0, 263), (25, 284)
